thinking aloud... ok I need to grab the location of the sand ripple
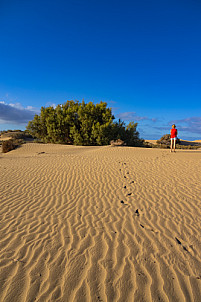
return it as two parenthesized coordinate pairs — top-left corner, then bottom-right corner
(0, 144), (201, 301)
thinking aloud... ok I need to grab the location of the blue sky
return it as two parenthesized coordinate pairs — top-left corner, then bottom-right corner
(0, 0), (201, 140)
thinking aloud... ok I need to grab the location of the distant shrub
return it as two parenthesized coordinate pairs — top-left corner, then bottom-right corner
(10, 132), (26, 139)
(156, 134), (180, 146)
(6, 129), (22, 133)
(2, 139), (24, 153)
(1, 130), (33, 139)
(175, 144), (200, 150)
(2, 140), (16, 153)
(142, 141), (153, 148)
(154, 134), (200, 149)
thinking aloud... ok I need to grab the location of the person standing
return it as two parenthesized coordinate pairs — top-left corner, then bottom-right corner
(170, 124), (177, 152)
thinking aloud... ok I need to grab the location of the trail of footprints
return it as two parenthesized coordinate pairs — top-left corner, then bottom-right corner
(119, 161), (140, 213)
(1, 146), (201, 301)
(117, 159), (201, 300)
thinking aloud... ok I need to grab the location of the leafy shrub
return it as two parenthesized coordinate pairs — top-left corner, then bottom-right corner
(109, 120), (144, 147)
(26, 101), (144, 146)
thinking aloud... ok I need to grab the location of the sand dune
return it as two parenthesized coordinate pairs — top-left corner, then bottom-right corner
(0, 143), (201, 301)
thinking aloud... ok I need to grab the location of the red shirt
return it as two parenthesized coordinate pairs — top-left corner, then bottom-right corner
(171, 128), (177, 138)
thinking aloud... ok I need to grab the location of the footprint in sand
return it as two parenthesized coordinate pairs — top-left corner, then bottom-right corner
(135, 209), (140, 216)
(175, 237), (189, 252)
(120, 200), (129, 206)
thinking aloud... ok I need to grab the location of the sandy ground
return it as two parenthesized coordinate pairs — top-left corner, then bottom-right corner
(0, 136), (13, 141)
(0, 143), (201, 302)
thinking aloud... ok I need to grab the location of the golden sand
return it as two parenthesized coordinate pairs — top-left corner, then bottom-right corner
(0, 143), (201, 301)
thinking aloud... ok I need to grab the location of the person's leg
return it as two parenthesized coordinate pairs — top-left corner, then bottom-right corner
(170, 138), (173, 152)
(174, 138), (176, 152)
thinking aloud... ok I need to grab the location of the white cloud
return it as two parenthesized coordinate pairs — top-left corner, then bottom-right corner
(117, 111), (148, 121)
(171, 117), (201, 135)
(0, 101), (39, 124)
(26, 105), (40, 113)
(9, 102), (24, 110)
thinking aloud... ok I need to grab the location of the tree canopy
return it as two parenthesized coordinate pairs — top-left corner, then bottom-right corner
(26, 100), (144, 146)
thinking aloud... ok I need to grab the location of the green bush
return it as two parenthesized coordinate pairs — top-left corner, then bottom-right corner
(26, 100), (144, 147)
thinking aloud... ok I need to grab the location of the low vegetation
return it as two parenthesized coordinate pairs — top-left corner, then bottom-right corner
(1, 138), (24, 153)
(0, 130), (33, 140)
(26, 100), (144, 146)
(156, 134), (180, 146)
(2, 103), (200, 152)
(0, 130), (33, 153)
(154, 134), (200, 149)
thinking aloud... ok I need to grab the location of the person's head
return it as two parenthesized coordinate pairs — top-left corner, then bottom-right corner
(172, 124), (176, 129)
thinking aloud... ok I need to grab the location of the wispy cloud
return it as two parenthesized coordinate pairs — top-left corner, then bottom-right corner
(170, 117), (201, 134)
(153, 126), (170, 132)
(0, 101), (39, 124)
(108, 100), (117, 105)
(117, 112), (148, 121)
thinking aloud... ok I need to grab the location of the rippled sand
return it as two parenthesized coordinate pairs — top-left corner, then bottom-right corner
(0, 143), (201, 301)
